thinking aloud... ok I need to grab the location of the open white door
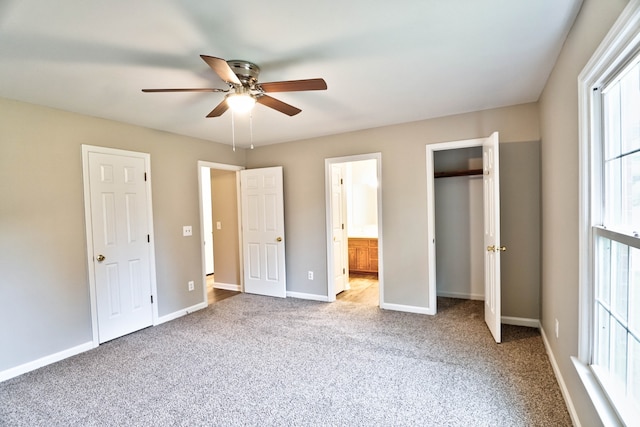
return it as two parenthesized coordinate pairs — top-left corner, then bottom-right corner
(331, 164), (349, 294)
(84, 147), (155, 343)
(483, 131), (502, 343)
(240, 166), (286, 298)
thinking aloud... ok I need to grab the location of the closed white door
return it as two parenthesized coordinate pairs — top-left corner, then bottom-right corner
(88, 150), (154, 343)
(240, 167), (286, 298)
(483, 131), (502, 343)
(331, 164), (348, 294)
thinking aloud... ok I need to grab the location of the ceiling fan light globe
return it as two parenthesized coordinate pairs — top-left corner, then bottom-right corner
(226, 93), (256, 113)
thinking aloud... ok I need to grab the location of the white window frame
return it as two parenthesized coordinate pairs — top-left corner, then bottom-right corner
(576, 1), (640, 425)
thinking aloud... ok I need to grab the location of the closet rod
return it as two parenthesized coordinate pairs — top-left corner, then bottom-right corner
(434, 168), (483, 179)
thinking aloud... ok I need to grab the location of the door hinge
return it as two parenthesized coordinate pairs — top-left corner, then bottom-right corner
(343, 268), (346, 274)
(147, 234), (150, 243)
(342, 223), (345, 230)
(340, 178), (343, 185)
(150, 295), (154, 304)
(144, 172), (147, 181)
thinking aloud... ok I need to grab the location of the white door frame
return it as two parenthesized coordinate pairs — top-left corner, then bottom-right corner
(197, 161), (244, 305)
(82, 145), (159, 346)
(426, 137), (487, 315)
(325, 153), (383, 304)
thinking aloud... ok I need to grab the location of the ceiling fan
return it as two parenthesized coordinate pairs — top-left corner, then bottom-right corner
(142, 55), (327, 118)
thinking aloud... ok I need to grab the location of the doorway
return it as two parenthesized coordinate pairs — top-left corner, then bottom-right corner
(426, 133), (503, 342)
(325, 153), (383, 305)
(198, 162), (243, 305)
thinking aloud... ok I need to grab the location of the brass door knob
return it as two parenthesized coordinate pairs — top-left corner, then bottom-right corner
(96, 254), (106, 262)
(487, 245), (507, 252)
(276, 237), (283, 242)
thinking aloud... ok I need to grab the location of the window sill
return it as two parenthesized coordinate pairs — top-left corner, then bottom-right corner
(571, 357), (624, 427)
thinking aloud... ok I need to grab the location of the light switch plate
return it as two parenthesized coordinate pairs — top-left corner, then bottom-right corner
(183, 225), (192, 236)
(216, 221), (222, 230)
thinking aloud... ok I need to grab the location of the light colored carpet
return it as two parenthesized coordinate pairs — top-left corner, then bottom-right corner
(0, 294), (571, 426)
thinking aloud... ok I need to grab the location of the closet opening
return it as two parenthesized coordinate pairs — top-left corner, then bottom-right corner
(433, 147), (484, 302)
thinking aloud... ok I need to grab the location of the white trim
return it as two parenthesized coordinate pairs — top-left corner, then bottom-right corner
(540, 327), (581, 427)
(437, 291), (484, 301)
(324, 153), (384, 307)
(0, 341), (95, 383)
(286, 291), (329, 302)
(572, 358), (625, 427)
(156, 302), (207, 325)
(213, 282), (241, 292)
(81, 145), (159, 345)
(197, 160), (245, 306)
(576, 2), (640, 426)
(426, 137), (488, 317)
(501, 316), (540, 329)
(380, 302), (433, 315)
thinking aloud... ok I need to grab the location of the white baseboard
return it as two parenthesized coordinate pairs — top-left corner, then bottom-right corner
(156, 301), (207, 325)
(381, 302), (435, 315)
(213, 282), (241, 291)
(437, 291), (484, 301)
(286, 291), (329, 302)
(501, 316), (540, 328)
(0, 341), (95, 383)
(540, 326), (580, 427)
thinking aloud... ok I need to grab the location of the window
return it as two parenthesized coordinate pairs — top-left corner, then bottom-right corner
(578, 2), (640, 425)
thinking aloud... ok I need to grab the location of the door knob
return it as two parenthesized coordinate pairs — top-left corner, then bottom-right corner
(276, 237), (283, 242)
(487, 245), (507, 252)
(96, 254), (106, 262)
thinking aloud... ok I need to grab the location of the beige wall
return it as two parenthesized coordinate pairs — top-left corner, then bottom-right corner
(538, 0), (629, 424)
(246, 103), (540, 311)
(0, 97), (246, 370)
(211, 170), (240, 287)
(1, 78), (543, 378)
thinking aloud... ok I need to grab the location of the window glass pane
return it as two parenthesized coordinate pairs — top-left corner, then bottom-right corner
(598, 237), (612, 306)
(611, 241), (629, 322)
(629, 335), (640, 409)
(620, 62), (640, 154)
(621, 151), (640, 231)
(605, 158), (622, 227)
(595, 303), (611, 368)
(604, 83), (622, 160)
(631, 247), (640, 337)
(611, 317), (628, 389)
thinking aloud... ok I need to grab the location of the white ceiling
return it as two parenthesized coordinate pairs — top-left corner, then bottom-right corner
(0, 0), (582, 147)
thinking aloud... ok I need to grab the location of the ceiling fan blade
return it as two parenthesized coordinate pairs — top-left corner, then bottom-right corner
(206, 99), (229, 118)
(142, 88), (227, 93)
(256, 95), (302, 116)
(200, 55), (241, 85)
(258, 78), (327, 93)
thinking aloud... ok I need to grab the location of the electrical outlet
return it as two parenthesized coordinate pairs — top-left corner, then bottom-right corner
(188, 280), (194, 291)
(308, 271), (314, 280)
(555, 318), (559, 339)
(183, 225), (193, 237)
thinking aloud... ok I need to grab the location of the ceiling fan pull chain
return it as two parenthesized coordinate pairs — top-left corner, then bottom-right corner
(250, 112), (254, 150)
(231, 110), (236, 152)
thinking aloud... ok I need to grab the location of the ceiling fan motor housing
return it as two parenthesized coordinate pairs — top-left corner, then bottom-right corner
(227, 60), (260, 86)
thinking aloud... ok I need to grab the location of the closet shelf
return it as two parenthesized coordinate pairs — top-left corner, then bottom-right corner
(434, 168), (483, 179)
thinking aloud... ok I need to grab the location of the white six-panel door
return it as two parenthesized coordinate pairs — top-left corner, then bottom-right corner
(86, 149), (154, 343)
(483, 132), (502, 343)
(331, 164), (349, 294)
(240, 167), (286, 298)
